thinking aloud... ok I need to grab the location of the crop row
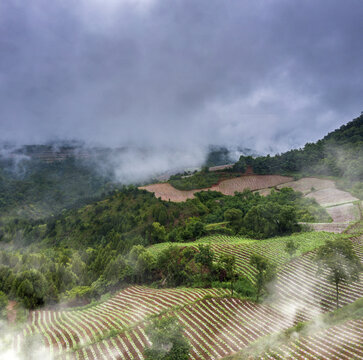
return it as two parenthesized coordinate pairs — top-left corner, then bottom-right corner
(150, 232), (339, 283)
(21, 287), (230, 356)
(259, 318), (363, 359)
(63, 297), (293, 360)
(16, 235), (362, 359)
(271, 236), (363, 322)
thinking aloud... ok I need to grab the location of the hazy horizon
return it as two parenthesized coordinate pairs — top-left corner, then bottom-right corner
(1, 0), (363, 156)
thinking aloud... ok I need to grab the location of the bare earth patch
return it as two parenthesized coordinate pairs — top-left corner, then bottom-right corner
(140, 175), (293, 202)
(305, 188), (358, 207)
(139, 183), (198, 201)
(208, 164), (234, 171)
(214, 175), (293, 196)
(326, 203), (359, 223)
(277, 177), (336, 194)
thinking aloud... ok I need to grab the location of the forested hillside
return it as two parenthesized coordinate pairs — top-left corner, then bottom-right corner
(0, 156), (113, 220)
(0, 186), (329, 309)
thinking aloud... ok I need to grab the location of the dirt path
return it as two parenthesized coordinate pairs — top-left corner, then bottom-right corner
(7, 300), (17, 324)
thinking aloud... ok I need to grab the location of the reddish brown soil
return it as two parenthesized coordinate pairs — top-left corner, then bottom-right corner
(140, 174), (293, 202)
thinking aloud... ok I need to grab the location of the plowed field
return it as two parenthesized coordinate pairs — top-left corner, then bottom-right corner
(277, 177), (360, 232)
(305, 188), (358, 207)
(326, 203), (359, 223)
(277, 177), (336, 194)
(256, 318), (363, 360)
(140, 175), (293, 202)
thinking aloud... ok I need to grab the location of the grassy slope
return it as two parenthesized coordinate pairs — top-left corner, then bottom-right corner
(148, 232), (344, 282)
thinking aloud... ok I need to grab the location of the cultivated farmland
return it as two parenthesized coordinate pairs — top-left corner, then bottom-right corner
(269, 235), (363, 321)
(277, 177), (361, 232)
(149, 233), (342, 283)
(139, 175), (293, 202)
(253, 317), (363, 360)
(13, 233), (363, 360)
(68, 297), (294, 360)
(276, 177), (336, 194)
(326, 202), (359, 223)
(18, 287), (230, 357)
(305, 188), (358, 207)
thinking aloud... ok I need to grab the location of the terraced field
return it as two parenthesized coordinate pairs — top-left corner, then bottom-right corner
(270, 235), (363, 322)
(276, 178), (336, 194)
(68, 298), (294, 360)
(149, 233), (341, 282)
(252, 317), (363, 359)
(277, 177), (361, 233)
(14, 234), (363, 360)
(18, 287), (229, 357)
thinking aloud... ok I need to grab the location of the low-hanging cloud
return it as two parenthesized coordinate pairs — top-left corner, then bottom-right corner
(0, 0), (363, 154)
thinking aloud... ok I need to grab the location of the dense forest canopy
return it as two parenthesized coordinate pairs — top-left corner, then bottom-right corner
(0, 156), (113, 220)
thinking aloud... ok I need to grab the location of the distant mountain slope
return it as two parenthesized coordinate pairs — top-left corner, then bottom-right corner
(0, 155), (112, 220)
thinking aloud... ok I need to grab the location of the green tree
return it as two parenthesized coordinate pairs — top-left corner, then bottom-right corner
(285, 239), (299, 258)
(150, 222), (167, 243)
(144, 316), (190, 360)
(250, 254), (276, 302)
(0, 290), (8, 318)
(232, 156), (247, 173)
(156, 246), (191, 286)
(129, 245), (155, 282)
(219, 254), (237, 295)
(104, 254), (131, 285)
(224, 208), (243, 233)
(243, 203), (298, 238)
(316, 238), (362, 309)
(14, 270), (48, 309)
(194, 245), (215, 281)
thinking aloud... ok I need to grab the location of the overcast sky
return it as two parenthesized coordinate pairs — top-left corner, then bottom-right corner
(0, 0), (362, 154)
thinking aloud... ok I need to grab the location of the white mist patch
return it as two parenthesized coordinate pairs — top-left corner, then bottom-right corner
(96, 146), (207, 184)
(0, 320), (52, 360)
(266, 261), (323, 325)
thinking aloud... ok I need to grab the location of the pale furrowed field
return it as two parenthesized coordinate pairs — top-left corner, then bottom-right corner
(326, 202), (360, 223)
(139, 175), (293, 202)
(14, 234), (363, 360)
(279, 177), (361, 233)
(17, 287), (230, 357)
(305, 188), (358, 207)
(257, 317), (363, 360)
(276, 178), (336, 194)
(66, 298), (294, 360)
(269, 235), (363, 321)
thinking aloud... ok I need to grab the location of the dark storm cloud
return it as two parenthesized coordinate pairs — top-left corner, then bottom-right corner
(0, 0), (362, 153)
